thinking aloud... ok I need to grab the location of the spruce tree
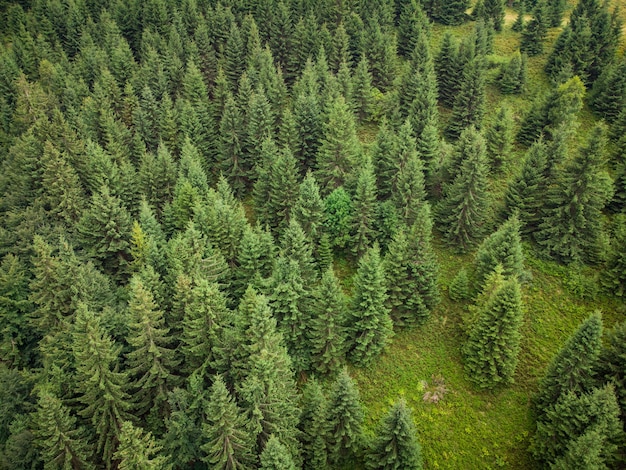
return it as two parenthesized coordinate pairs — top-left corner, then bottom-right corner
(547, 0), (567, 27)
(393, 121), (426, 226)
(473, 214), (524, 287)
(520, 1), (548, 57)
(351, 157), (379, 256)
(498, 51), (525, 95)
(446, 56), (486, 139)
(309, 267), (348, 375)
(280, 217), (317, 285)
(435, 33), (459, 107)
(482, 0), (505, 32)
(125, 276), (177, 425)
(266, 147), (300, 234)
(72, 304), (132, 468)
(485, 106), (514, 170)
(534, 312), (603, 413)
(463, 274), (524, 389)
(347, 244), (393, 366)
(449, 268), (470, 301)
(437, 130), (490, 252)
(597, 319), (626, 421)
(550, 427), (607, 470)
(298, 378), (329, 469)
(259, 436), (297, 470)
(316, 96), (361, 193)
(292, 171), (325, 245)
(33, 388), (94, 470)
(511, 3), (524, 32)
(366, 399), (423, 470)
(428, 0), (470, 25)
(602, 216), (626, 296)
(326, 369), (365, 465)
(293, 92), (322, 171)
(536, 123), (613, 263)
(201, 375), (253, 470)
(218, 94), (247, 195)
(114, 422), (169, 470)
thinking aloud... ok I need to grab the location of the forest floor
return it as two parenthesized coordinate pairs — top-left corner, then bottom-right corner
(347, 2), (626, 467)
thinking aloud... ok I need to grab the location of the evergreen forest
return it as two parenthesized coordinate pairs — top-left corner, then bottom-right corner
(1, 0), (626, 468)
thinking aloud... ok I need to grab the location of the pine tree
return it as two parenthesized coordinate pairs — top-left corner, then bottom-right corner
(511, 3), (524, 32)
(398, 1), (430, 58)
(201, 375), (253, 470)
(463, 274), (524, 389)
(428, 0), (470, 25)
(218, 94), (247, 195)
(352, 54), (374, 123)
(499, 51), (525, 94)
(366, 399), (423, 470)
(534, 312), (603, 413)
(504, 140), (549, 234)
(485, 106), (514, 170)
(547, 0), (567, 27)
(597, 319), (626, 422)
(393, 121), (426, 227)
(365, 18), (397, 92)
(446, 56), (486, 139)
(0, 254), (32, 366)
(316, 96), (361, 193)
(77, 186), (132, 281)
(298, 378), (329, 469)
(326, 369), (365, 465)
(292, 171), (325, 245)
(114, 422), (169, 470)
(590, 57), (626, 122)
(293, 92), (322, 171)
(437, 130), (490, 252)
(602, 216), (626, 296)
(474, 214), (524, 288)
(280, 217), (317, 285)
(371, 120), (398, 200)
(33, 388), (94, 470)
(482, 0), (505, 32)
(309, 267), (348, 375)
(72, 304), (131, 468)
(126, 276), (177, 426)
(265, 147), (300, 234)
(532, 385), (622, 466)
(351, 157), (379, 256)
(550, 427), (607, 470)
(520, 1), (548, 57)
(536, 123), (613, 263)
(138, 144), (177, 216)
(233, 223), (276, 299)
(223, 22), (244, 89)
(259, 436), (297, 470)
(435, 33), (459, 107)
(449, 268), (470, 301)
(347, 244), (393, 366)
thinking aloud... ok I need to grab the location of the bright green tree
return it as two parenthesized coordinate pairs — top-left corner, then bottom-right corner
(520, 1), (548, 57)
(298, 378), (328, 469)
(292, 171), (325, 245)
(259, 436), (297, 470)
(114, 421), (170, 470)
(446, 56), (486, 139)
(366, 399), (423, 470)
(351, 157), (378, 256)
(347, 244), (393, 366)
(485, 105), (514, 170)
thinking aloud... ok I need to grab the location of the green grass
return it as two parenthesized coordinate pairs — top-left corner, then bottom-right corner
(349, 236), (624, 469)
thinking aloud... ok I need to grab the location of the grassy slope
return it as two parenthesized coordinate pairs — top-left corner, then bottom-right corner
(349, 3), (626, 468)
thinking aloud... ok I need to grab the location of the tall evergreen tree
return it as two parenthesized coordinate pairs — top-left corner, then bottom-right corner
(485, 105), (514, 170)
(351, 157), (379, 256)
(114, 422), (169, 470)
(316, 96), (361, 193)
(259, 436), (297, 470)
(534, 312), (603, 413)
(498, 51), (526, 95)
(446, 56), (486, 139)
(597, 319), (626, 423)
(435, 33), (459, 107)
(326, 369), (365, 465)
(463, 273), (524, 389)
(298, 378), (328, 469)
(201, 375), (253, 470)
(536, 123), (613, 263)
(602, 216), (626, 297)
(309, 267), (348, 375)
(72, 304), (132, 468)
(292, 171), (325, 245)
(520, 1), (548, 57)
(33, 388), (94, 470)
(352, 54), (374, 123)
(218, 94), (247, 195)
(366, 399), (423, 470)
(347, 244), (393, 366)
(428, 0), (470, 25)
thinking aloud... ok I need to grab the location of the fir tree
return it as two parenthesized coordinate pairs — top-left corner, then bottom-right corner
(393, 121), (426, 226)
(446, 56), (486, 139)
(125, 276), (177, 426)
(347, 244), (393, 366)
(520, 1), (548, 57)
(536, 123), (613, 263)
(435, 33), (459, 107)
(114, 421), (169, 470)
(351, 157), (379, 256)
(326, 369), (365, 465)
(201, 375), (253, 470)
(218, 94), (247, 195)
(316, 96), (361, 193)
(309, 267), (348, 375)
(547, 0), (567, 27)
(590, 57), (626, 122)
(511, 3), (524, 32)
(293, 92), (322, 171)
(602, 215), (626, 296)
(259, 436), (297, 470)
(485, 106), (514, 170)
(463, 274), (524, 389)
(292, 171), (325, 245)
(597, 319), (626, 419)
(473, 214), (524, 287)
(298, 378), (328, 469)
(428, 0), (470, 25)
(352, 54), (374, 123)
(437, 130), (490, 252)
(33, 388), (94, 470)
(534, 312), (603, 413)
(398, 0), (429, 58)
(449, 268), (470, 301)
(366, 399), (423, 470)
(280, 217), (317, 285)
(482, 0), (505, 32)
(233, 223), (276, 299)
(499, 51), (525, 94)
(265, 147), (301, 234)
(72, 304), (132, 468)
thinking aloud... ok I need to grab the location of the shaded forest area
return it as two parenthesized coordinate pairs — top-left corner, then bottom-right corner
(0, 0), (625, 468)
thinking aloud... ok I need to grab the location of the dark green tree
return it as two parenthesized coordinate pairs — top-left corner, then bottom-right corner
(292, 171), (325, 245)
(259, 436), (296, 470)
(435, 33), (459, 107)
(398, 0), (429, 58)
(511, 3), (524, 32)
(218, 94), (247, 195)
(326, 369), (365, 465)
(463, 273), (524, 389)
(602, 216), (626, 296)
(33, 388), (94, 470)
(547, 0), (567, 27)
(449, 268), (470, 301)
(309, 267), (348, 375)
(201, 375), (253, 470)
(324, 187), (354, 251)
(473, 214), (524, 288)
(446, 56), (486, 139)
(351, 157), (379, 256)
(114, 421), (169, 470)
(498, 51), (526, 94)
(371, 119), (399, 200)
(352, 54), (374, 123)
(536, 123), (613, 263)
(293, 92), (322, 171)
(520, 1), (548, 57)
(534, 312), (603, 413)
(393, 122), (427, 226)
(280, 217), (317, 285)
(428, 0), (470, 25)
(298, 378), (328, 469)
(485, 106), (514, 170)
(72, 304), (132, 468)
(590, 57), (626, 122)
(366, 399), (423, 470)
(347, 244), (393, 366)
